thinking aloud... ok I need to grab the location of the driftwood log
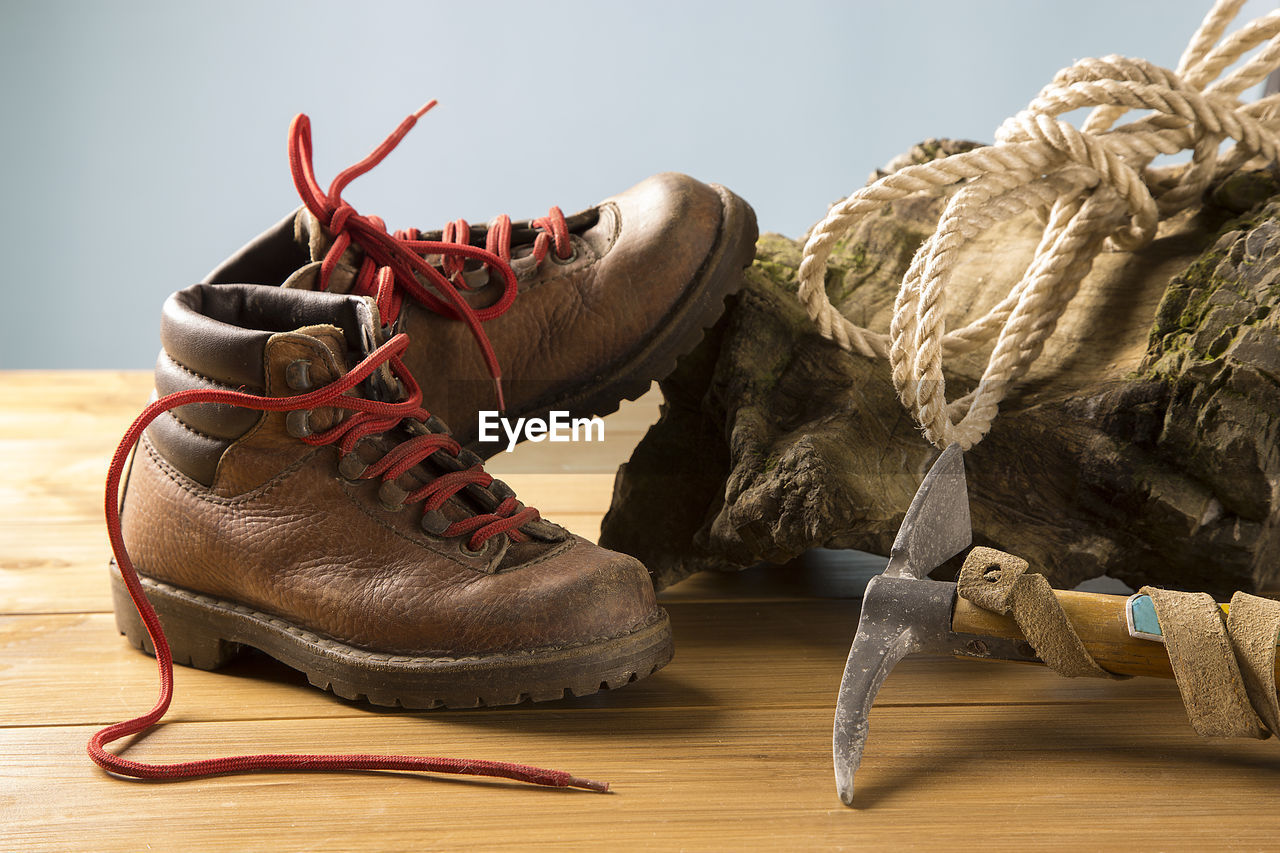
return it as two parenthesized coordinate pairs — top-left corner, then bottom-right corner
(600, 141), (1280, 597)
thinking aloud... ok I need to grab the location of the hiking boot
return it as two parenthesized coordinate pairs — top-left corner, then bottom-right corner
(113, 282), (673, 708)
(202, 105), (759, 455)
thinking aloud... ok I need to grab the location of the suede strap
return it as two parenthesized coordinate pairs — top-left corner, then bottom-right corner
(956, 545), (1280, 740)
(1142, 587), (1280, 739)
(958, 547), (1119, 679)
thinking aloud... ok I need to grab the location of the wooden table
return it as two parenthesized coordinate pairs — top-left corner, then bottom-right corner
(3, 372), (1279, 851)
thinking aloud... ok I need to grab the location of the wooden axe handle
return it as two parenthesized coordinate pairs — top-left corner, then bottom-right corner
(951, 590), (1280, 680)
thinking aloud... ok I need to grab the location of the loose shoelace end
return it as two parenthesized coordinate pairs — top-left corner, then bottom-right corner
(97, 335), (571, 791)
(493, 376), (506, 414)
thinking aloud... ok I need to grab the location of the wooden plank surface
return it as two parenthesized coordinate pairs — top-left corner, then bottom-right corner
(3, 371), (1279, 852)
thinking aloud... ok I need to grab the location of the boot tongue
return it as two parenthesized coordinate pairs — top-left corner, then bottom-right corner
(295, 208), (330, 262)
(290, 292), (529, 544)
(289, 211), (359, 295)
(346, 295), (400, 401)
(316, 308), (498, 528)
(279, 294), (396, 437)
(293, 293), (399, 402)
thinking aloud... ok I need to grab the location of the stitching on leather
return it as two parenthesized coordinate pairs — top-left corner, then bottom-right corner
(160, 351), (250, 393)
(516, 202), (620, 293)
(474, 192), (742, 422)
(207, 335), (336, 488)
(156, 352), (261, 448)
(339, 477), (486, 572)
(125, 564), (668, 662)
(143, 435), (318, 506)
(336, 479), (572, 573)
(514, 237), (602, 294)
(163, 409), (225, 443)
(600, 200), (623, 244)
(497, 536), (575, 571)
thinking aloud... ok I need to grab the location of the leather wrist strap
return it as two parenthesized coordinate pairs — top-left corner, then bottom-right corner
(958, 547), (1119, 679)
(957, 546), (1280, 739)
(1143, 586), (1280, 739)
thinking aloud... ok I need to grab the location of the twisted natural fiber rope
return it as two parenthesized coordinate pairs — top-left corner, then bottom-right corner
(797, 0), (1280, 450)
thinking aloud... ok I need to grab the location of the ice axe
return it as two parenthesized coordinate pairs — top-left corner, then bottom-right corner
(832, 444), (1280, 806)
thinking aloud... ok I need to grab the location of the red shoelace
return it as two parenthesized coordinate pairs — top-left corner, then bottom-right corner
(90, 332), (606, 792)
(288, 102), (572, 412)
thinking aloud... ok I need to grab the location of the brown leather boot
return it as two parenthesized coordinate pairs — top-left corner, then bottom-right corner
(203, 106), (758, 455)
(114, 282), (673, 708)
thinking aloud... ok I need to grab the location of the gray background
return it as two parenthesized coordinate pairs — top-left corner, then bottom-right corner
(1, 0), (1272, 368)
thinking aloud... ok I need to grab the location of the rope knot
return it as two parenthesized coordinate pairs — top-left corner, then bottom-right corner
(328, 201), (357, 236)
(796, 0), (1280, 451)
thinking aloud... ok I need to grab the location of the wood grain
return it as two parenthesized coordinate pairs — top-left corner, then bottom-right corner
(3, 371), (1279, 852)
(955, 590), (1229, 680)
(7, 705), (1280, 853)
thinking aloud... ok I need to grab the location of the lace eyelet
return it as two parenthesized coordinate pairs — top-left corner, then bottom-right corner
(552, 244), (579, 265)
(337, 451), (367, 481)
(459, 537), (494, 558)
(489, 479), (516, 501)
(377, 480), (408, 511)
(285, 409), (313, 438)
(420, 509), (450, 536)
(285, 359), (313, 391)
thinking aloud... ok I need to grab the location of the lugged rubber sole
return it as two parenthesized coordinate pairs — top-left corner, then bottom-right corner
(468, 184), (759, 458)
(110, 563), (674, 709)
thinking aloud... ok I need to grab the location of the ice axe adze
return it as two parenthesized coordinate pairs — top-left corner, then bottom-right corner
(832, 444), (1280, 806)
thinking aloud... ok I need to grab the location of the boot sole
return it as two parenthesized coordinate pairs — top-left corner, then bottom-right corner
(110, 562), (674, 709)
(469, 184), (759, 458)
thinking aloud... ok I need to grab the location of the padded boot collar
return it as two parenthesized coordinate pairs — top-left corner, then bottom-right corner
(161, 282), (381, 392)
(150, 283), (384, 486)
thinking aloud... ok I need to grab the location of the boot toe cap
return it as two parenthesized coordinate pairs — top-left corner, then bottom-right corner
(602, 172), (727, 295)
(480, 537), (660, 654)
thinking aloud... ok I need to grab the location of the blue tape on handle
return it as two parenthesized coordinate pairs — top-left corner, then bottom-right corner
(1125, 593), (1250, 643)
(1125, 594), (1165, 642)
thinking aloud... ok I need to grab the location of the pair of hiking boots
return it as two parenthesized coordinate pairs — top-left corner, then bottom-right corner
(109, 106), (758, 714)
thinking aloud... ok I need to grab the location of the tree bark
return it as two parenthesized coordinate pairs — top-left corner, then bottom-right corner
(601, 142), (1280, 597)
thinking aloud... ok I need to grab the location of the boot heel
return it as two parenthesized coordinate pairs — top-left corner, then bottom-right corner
(110, 564), (245, 671)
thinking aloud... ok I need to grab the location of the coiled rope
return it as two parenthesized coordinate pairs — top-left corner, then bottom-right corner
(797, 0), (1280, 450)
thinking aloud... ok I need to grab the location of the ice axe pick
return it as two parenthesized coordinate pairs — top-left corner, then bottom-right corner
(831, 444), (1280, 806)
